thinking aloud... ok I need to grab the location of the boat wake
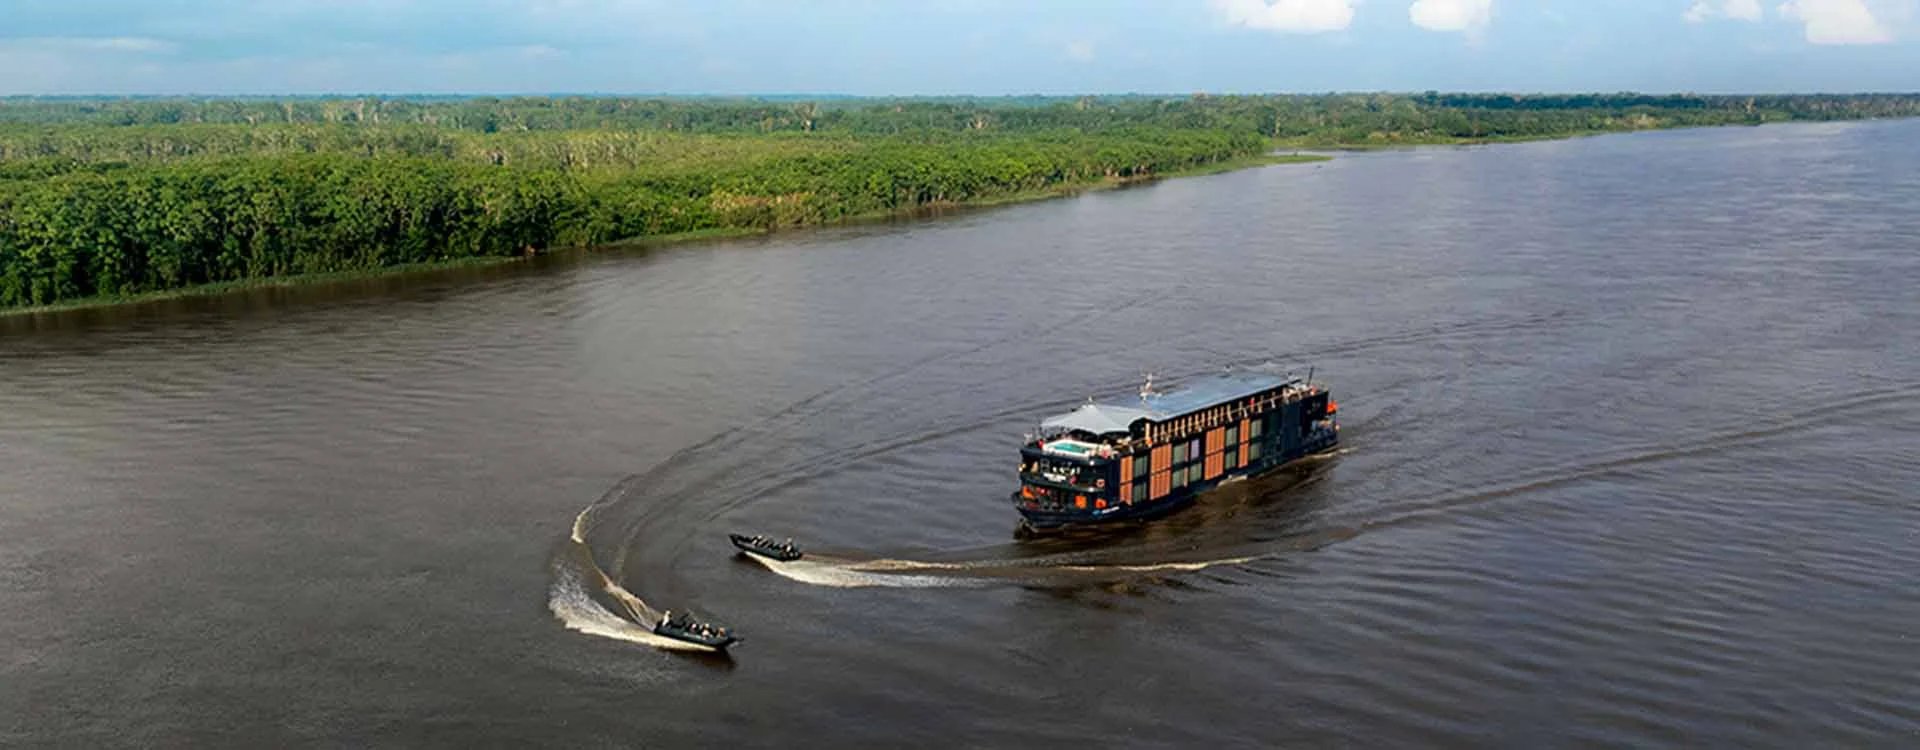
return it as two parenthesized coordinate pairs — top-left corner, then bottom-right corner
(738, 553), (985, 589)
(538, 322), (1465, 649)
(548, 502), (721, 652)
(1348, 380), (1920, 535)
(546, 427), (1358, 649)
(740, 550), (1269, 588)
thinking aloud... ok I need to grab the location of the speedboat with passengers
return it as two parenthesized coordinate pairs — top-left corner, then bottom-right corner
(652, 610), (740, 650)
(729, 533), (803, 561)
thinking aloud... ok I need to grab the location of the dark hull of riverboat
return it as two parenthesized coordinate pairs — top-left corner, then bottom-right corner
(1014, 424), (1337, 532)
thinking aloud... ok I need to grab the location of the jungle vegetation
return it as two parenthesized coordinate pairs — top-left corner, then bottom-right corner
(3, 93), (1916, 309)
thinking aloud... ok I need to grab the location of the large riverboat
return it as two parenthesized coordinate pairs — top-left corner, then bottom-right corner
(1013, 371), (1337, 532)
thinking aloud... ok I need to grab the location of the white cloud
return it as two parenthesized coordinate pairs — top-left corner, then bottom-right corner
(1064, 39), (1096, 62)
(1728, 0), (1767, 20)
(1409, 0), (1492, 32)
(1779, 0), (1894, 43)
(1686, 0), (1765, 22)
(1212, 0), (1357, 33)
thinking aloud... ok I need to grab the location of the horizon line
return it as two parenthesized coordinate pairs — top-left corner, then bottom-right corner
(6, 90), (1920, 101)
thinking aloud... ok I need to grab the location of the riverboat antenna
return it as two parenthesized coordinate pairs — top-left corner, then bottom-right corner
(1306, 366), (1314, 386)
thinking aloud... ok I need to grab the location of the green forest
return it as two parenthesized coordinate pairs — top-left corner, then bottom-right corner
(3, 93), (1917, 310)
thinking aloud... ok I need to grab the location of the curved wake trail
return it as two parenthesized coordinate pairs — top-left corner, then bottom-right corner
(1349, 381), (1920, 535)
(541, 325), (1488, 645)
(549, 502), (722, 652)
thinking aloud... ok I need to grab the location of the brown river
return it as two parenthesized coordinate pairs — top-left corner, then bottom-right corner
(3, 119), (1918, 746)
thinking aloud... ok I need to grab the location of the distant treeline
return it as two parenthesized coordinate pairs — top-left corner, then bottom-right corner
(3, 93), (1917, 309)
(5, 92), (1918, 141)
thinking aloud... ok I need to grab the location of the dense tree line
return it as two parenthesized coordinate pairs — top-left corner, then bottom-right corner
(3, 93), (1917, 309)
(0, 127), (1259, 307)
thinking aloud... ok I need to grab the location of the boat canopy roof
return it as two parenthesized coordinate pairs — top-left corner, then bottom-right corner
(1041, 403), (1158, 436)
(1039, 372), (1298, 436)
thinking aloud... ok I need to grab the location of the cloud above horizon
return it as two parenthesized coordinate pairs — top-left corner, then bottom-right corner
(1684, 0), (1766, 23)
(1688, 0), (1905, 44)
(1211, 0), (1357, 33)
(1779, 0), (1897, 44)
(1409, 0), (1495, 32)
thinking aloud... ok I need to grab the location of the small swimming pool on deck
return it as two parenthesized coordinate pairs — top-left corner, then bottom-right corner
(1041, 439), (1101, 458)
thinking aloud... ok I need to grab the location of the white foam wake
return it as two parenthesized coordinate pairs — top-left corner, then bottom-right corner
(1053, 555), (1262, 573)
(744, 553), (981, 588)
(548, 504), (717, 652)
(745, 550), (1262, 587)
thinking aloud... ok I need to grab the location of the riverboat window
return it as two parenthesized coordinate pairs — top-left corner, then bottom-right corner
(1132, 478), (1148, 501)
(1224, 449), (1239, 470)
(1225, 425), (1239, 445)
(1248, 442), (1262, 461)
(1025, 484), (1064, 508)
(1172, 467), (1189, 489)
(1249, 419), (1263, 440)
(1029, 456), (1090, 477)
(1133, 456), (1151, 479)
(1173, 443), (1188, 464)
(1188, 438), (1202, 460)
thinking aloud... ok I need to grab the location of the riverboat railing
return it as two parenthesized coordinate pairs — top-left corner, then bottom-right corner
(1134, 383), (1321, 449)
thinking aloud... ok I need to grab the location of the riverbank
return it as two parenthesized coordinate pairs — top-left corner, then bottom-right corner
(0, 153), (1330, 318)
(1277, 114), (1893, 151)
(1282, 128), (1637, 150)
(0, 256), (519, 318)
(0, 127), (1271, 311)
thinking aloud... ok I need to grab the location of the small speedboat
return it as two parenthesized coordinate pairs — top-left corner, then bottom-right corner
(729, 533), (803, 562)
(651, 611), (740, 650)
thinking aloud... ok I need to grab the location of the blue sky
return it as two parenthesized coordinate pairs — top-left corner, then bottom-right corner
(2, 0), (1917, 95)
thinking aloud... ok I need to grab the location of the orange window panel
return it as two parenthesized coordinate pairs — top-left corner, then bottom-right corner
(1205, 452), (1223, 480)
(1119, 456), (1133, 485)
(1151, 470), (1170, 499)
(1151, 445), (1171, 473)
(1206, 427), (1224, 454)
(1239, 444), (1249, 466)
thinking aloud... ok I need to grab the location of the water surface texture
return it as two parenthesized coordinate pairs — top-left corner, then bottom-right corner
(4, 120), (1918, 746)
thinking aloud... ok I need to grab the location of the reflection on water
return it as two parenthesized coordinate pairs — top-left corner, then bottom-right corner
(4, 120), (1920, 746)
